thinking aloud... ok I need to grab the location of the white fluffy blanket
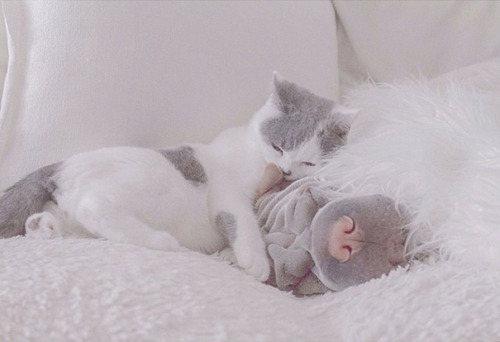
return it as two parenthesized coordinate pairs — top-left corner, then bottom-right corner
(0, 238), (498, 341)
(1, 61), (500, 341)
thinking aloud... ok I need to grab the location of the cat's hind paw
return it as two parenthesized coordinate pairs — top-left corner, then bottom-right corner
(143, 231), (185, 252)
(25, 212), (62, 239)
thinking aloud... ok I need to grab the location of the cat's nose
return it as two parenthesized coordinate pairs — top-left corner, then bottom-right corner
(281, 169), (291, 177)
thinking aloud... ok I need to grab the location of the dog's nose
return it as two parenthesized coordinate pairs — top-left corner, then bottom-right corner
(327, 216), (365, 263)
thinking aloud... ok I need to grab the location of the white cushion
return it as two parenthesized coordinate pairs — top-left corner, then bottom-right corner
(0, 4), (7, 104)
(0, 1), (337, 190)
(334, 1), (500, 96)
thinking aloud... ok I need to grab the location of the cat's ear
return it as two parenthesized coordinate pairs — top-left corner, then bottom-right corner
(270, 71), (303, 112)
(319, 105), (360, 155)
(270, 71), (286, 110)
(331, 104), (360, 131)
(272, 70), (285, 91)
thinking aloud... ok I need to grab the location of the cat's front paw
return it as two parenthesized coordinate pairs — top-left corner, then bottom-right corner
(234, 243), (271, 282)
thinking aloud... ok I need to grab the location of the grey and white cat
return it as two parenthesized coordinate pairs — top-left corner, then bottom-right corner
(0, 73), (353, 281)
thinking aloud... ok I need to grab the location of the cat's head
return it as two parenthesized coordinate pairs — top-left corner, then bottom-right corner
(250, 72), (356, 181)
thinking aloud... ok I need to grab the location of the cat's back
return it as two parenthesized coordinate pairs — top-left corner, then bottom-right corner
(58, 146), (174, 185)
(55, 145), (210, 203)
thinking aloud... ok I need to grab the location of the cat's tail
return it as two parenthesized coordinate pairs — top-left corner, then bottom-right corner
(0, 163), (61, 238)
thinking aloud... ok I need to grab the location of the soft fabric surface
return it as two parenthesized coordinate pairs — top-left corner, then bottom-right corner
(0, 237), (498, 342)
(0, 4), (6, 102)
(334, 1), (500, 96)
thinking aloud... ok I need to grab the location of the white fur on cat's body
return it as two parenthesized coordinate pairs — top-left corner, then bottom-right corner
(23, 74), (346, 282)
(57, 146), (215, 250)
(28, 124), (271, 281)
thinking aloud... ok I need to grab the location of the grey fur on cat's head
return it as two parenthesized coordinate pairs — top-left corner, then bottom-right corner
(250, 72), (356, 180)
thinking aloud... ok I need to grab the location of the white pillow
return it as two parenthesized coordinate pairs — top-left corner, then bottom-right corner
(0, 1), (338, 191)
(334, 1), (500, 96)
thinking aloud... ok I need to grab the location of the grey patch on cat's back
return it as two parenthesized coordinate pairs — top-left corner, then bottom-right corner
(215, 211), (237, 244)
(159, 146), (208, 186)
(260, 77), (335, 151)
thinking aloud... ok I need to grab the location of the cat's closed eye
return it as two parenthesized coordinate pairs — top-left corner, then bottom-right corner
(272, 143), (283, 155)
(302, 162), (316, 167)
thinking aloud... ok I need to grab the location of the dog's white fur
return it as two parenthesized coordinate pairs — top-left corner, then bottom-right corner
(321, 75), (500, 266)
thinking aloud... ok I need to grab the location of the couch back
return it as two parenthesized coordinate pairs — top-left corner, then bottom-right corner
(0, 1), (499, 190)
